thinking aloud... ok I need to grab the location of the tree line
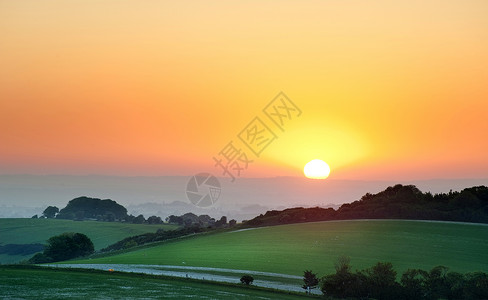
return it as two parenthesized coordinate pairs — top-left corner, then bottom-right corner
(245, 185), (488, 227)
(303, 256), (488, 299)
(102, 213), (237, 252)
(36, 197), (239, 228)
(36, 197), (166, 224)
(100, 225), (208, 252)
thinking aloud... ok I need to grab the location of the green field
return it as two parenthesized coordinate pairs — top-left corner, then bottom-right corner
(72, 220), (488, 277)
(0, 218), (178, 264)
(0, 266), (312, 300)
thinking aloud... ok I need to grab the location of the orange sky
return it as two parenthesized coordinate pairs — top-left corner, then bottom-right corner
(1, 0), (487, 180)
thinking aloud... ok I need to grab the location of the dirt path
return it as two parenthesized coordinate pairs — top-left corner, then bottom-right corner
(45, 264), (321, 295)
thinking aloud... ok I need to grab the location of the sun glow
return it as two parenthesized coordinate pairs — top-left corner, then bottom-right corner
(304, 159), (331, 179)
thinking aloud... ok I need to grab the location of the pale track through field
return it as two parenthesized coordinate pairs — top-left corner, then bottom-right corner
(44, 264), (320, 294)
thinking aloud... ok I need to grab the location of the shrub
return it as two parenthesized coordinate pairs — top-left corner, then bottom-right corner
(28, 232), (94, 263)
(240, 275), (254, 285)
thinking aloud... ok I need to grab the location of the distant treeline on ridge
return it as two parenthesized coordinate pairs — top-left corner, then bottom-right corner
(39, 196), (235, 227)
(40, 196), (157, 223)
(244, 184), (488, 226)
(39, 184), (488, 227)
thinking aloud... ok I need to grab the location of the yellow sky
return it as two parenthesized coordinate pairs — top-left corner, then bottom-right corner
(1, 0), (487, 180)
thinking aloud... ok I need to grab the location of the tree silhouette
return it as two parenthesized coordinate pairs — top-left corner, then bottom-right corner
(28, 232), (94, 263)
(42, 206), (59, 218)
(240, 275), (254, 285)
(302, 270), (319, 294)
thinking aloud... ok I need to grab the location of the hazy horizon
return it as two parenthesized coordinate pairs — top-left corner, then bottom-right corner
(1, 174), (486, 220)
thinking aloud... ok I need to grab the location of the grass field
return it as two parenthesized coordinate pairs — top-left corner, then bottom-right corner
(0, 218), (178, 264)
(71, 220), (488, 277)
(0, 266), (313, 299)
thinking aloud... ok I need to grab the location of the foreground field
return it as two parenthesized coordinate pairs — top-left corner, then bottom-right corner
(73, 220), (488, 276)
(0, 266), (312, 300)
(0, 218), (178, 264)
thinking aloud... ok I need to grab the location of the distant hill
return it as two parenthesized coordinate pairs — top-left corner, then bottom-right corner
(244, 184), (488, 227)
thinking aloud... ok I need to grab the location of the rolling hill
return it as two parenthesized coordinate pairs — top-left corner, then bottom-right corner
(70, 219), (488, 277)
(0, 218), (178, 264)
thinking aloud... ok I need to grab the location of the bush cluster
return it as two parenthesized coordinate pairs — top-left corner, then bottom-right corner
(28, 232), (94, 263)
(319, 257), (488, 300)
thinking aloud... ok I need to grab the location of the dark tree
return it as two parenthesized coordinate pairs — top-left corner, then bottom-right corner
(132, 214), (146, 224)
(240, 275), (254, 285)
(44, 232), (94, 261)
(31, 214), (38, 219)
(363, 262), (399, 300)
(103, 213), (115, 222)
(147, 216), (163, 224)
(28, 232), (94, 263)
(75, 211), (85, 221)
(166, 215), (184, 225)
(56, 197), (127, 221)
(124, 214), (135, 223)
(423, 265), (450, 299)
(43, 206), (59, 218)
(400, 269), (428, 299)
(228, 219), (237, 227)
(302, 270), (319, 294)
(465, 272), (488, 299)
(445, 271), (465, 299)
(123, 240), (138, 249)
(184, 218), (193, 227)
(321, 256), (363, 298)
(335, 255), (351, 274)
(215, 216), (227, 227)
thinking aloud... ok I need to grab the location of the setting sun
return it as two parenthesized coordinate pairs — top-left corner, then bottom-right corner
(304, 159), (331, 179)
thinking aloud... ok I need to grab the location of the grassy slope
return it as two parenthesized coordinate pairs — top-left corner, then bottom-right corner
(73, 220), (488, 276)
(0, 266), (313, 300)
(0, 218), (178, 264)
